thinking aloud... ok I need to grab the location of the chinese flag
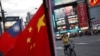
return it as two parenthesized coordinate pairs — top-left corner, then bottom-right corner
(6, 4), (51, 56)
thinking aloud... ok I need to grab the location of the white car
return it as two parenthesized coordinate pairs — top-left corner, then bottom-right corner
(55, 34), (61, 40)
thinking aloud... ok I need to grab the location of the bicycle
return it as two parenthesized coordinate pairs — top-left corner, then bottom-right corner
(64, 40), (76, 56)
(64, 47), (70, 56)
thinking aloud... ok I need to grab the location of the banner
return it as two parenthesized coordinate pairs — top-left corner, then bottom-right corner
(77, 3), (88, 28)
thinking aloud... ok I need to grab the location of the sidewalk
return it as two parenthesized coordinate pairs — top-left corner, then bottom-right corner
(77, 34), (100, 38)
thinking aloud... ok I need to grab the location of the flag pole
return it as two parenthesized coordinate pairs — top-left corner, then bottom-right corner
(0, 0), (5, 32)
(43, 0), (55, 56)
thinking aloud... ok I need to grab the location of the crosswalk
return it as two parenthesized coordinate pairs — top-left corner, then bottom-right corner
(55, 47), (63, 49)
(75, 43), (88, 45)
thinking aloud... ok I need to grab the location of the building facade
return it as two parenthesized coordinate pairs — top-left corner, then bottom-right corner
(48, 0), (100, 37)
(89, 5), (100, 30)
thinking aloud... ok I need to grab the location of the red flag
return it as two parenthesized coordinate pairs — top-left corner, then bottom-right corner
(0, 32), (16, 55)
(0, 20), (22, 55)
(6, 4), (51, 56)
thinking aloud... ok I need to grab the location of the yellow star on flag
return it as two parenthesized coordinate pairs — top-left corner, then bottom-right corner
(27, 38), (31, 44)
(30, 43), (36, 50)
(30, 45), (33, 50)
(37, 14), (45, 32)
(28, 26), (32, 32)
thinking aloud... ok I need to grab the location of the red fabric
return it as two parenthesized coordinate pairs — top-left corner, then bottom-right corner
(0, 32), (17, 55)
(6, 4), (51, 56)
(0, 20), (22, 55)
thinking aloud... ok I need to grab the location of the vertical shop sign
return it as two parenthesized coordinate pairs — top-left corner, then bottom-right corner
(77, 3), (88, 27)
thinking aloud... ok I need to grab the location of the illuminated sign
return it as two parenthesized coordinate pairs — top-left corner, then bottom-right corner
(54, 6), (74, 19)
(68, 18), (78, 23)
(77, 3), (88, 27)
(6, 16), (19, 21)
(54, 0), (77, 5)
(54, 8), (65, 19)
(64, 6), (74, 16)
(89, 0), (100, 7)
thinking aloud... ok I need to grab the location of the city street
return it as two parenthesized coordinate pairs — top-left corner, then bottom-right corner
(55, 34), (100, 56)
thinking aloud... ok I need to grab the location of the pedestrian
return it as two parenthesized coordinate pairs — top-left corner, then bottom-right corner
(61, 33), (70, 51)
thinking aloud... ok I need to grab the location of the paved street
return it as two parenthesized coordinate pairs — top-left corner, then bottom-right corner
(55, 34), (100, 56)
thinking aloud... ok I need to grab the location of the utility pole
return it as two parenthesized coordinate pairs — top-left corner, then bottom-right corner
(0, 0), (5, 32)
(84, 0), (93, 35)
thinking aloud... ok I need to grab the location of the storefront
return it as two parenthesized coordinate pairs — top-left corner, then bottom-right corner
(49, 0), (80, 34)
